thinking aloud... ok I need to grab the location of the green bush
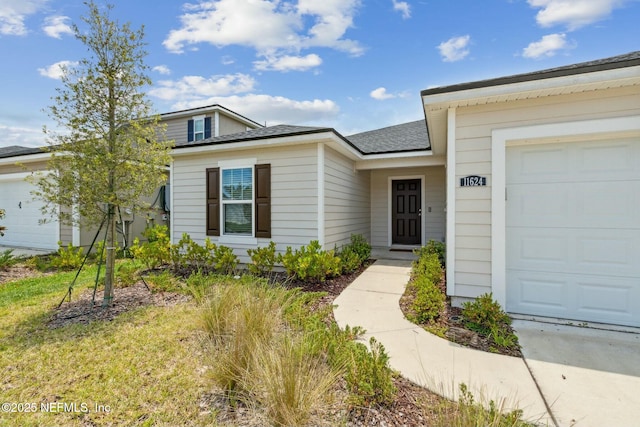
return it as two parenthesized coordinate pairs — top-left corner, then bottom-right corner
(411, 275), (446, 324)
(279, 240), (342, 282)
(50, 242), (84, 271)
(144, 270), (181, 293)
(130, 225), (171, 269)
(414, 240), (446, 268)
(170, 233), (216, 270)
(115, 261), (141, 287)
(461, 293), (511, 335)
(338, 234), (371, 273)
(0, 249), (16, 271)
(342, 337), (397, 407)
(213, 245), (238, 275)
(412, 249), (443, 285)
(247, 241), (277, 276)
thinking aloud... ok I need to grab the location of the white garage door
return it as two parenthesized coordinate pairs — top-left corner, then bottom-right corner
(0, 176), (59, 250)
(506, 137), (640, 327)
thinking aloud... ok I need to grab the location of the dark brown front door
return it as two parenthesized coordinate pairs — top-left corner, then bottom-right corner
(392, 179), (421, 245)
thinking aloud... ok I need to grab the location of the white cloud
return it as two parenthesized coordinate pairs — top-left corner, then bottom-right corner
(153, 65), (172, 75)
(522, 33), (573, 58)
(0, 0), (47, 36)
(370, 87), (395, 100)
(437, 35), (471, 62)
(42, 15), (73, 39)
(222, 56), (235, 65)
(528, 0), (626, 30)
(163, 0), (363, 63)
(38, 60), (78, 80)
(149, 73), (257, 101)
(392, 0), (411, 19)
(170, 94), (340, 126)
(0, 124), (45, 148)
(254, 53), (322, 71)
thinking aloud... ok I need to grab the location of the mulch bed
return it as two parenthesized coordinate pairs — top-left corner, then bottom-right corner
(399, 270), (523, 358)
(47, 281), (191, 329)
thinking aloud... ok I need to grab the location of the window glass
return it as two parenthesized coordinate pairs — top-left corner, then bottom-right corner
(222, 167), (253, 235)
(194, 118), (204, 141)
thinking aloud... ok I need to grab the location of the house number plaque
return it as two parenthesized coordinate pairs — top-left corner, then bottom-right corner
(460, 175), (487, 187)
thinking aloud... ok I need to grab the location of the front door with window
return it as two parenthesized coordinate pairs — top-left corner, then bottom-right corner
(392, 179), (421, 245)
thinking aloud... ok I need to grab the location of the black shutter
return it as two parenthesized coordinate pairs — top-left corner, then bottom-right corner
(204, 117), (212, 139)
(187, 119), (194, 142)
(255, 164), (271, 238)
(206, 168), (220, 236)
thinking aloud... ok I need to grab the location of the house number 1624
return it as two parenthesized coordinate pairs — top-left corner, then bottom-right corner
(460, 175), (487, 187)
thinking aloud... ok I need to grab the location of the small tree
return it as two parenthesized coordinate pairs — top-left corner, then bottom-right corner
(0, 209), (6, 237)
(33, 1), (171, 306)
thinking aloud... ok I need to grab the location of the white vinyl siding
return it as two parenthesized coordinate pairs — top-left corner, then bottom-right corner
(452, 85), (640, 301)
(323, 146), (370, 248)
(370, 166), (446, 248)
(171, 145), (319, 263)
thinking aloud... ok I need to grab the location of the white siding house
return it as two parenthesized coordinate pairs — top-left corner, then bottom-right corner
(423, 50), (640, 327)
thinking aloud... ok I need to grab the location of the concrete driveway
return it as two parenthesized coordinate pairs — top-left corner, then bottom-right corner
(0, 245), (54, 257)
(513, 320), (640, 427)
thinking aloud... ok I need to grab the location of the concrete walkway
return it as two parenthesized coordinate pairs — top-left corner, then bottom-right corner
(334, 259), (553, 425)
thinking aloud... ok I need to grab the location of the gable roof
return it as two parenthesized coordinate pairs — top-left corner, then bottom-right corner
(421, 51), (640, 96)
(173, 120), (432, 156)
(346, 120), (430, 154)
(160, 103), (264, 129)
(0, 145), (43, 159)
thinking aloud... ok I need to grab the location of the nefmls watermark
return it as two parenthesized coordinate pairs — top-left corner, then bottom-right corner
(1, 402), (111, 414)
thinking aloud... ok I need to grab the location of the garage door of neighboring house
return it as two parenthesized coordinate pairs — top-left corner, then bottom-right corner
(0, 175), (59, 250)
(506, 137), (640, 327)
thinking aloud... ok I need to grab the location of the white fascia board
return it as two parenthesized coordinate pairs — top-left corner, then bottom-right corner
(356, 154), (444, 170)
(422, 66), (640, 109)
(161, 105), (262, 128)
(171, 132), (337, 157)
(0, 152), (50, 166)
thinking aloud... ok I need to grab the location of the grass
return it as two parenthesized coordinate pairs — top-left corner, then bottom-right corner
(0, 260), (534, 426)
(0, 264), (212, 427)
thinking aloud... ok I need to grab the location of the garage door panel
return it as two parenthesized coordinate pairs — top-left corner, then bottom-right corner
(0, 178), (59, 250)
(506, 137), (640, 327)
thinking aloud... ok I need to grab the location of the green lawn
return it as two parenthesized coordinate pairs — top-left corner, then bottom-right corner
(0, 267), (212, 427)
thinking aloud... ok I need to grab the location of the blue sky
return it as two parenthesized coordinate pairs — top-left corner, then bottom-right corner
(0, 0), (638, 148)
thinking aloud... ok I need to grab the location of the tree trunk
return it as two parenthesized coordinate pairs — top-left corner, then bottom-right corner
(103, 203), (117, 307)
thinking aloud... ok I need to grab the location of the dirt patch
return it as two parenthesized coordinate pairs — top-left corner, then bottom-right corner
(0, 265), (52, 285)
(47, 282), (191, 329)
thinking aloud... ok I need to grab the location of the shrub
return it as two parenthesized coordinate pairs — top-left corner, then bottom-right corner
(279, 240), (342, 282)
(339, 247), (362, 273)
(50, 242), (84, 271)
(247, 241), (278, 277)
(411, 275), (446, 324)
(130, 225), (171, 269)
(213, 245), (238, 275)
(414, 240), (446, 268)
(412, 249), (443, 285)
(170, 233), (216, 270)
(461, 293), (511, 335)
(115, 261), (141, 287)
(0, 249), (16, 271)
(342, 337), (397, 407)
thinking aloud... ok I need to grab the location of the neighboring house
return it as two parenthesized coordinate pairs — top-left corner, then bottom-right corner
(0, 104), (263, 251)
(169, 51), (639, 328)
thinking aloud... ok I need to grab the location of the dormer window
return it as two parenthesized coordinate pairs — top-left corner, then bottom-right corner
(188, 115), (212, 142)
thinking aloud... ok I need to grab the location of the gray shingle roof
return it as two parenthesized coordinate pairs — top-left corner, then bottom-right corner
(173, 121), (431, 155)
(173, 124), (337, 148)
(346, 120), (430, 154)
(422, 50), (640, 96)
(0, 145), (44, 159)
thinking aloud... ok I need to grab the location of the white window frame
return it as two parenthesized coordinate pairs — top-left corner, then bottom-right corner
(193, 115), (205, 141)
(218, 158), (257, 245)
